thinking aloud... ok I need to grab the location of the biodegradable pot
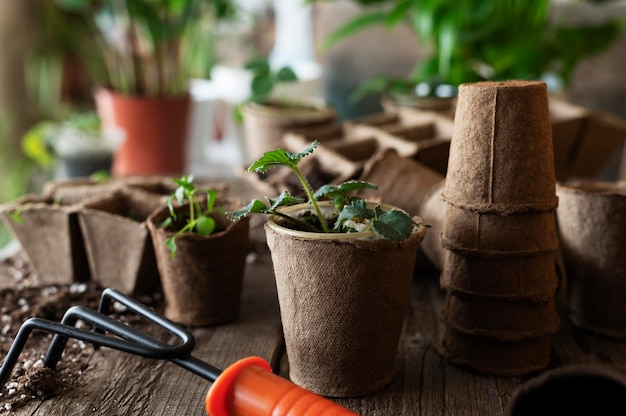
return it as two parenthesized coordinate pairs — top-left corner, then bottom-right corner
(417, 180), (447, 271)
(241, 98), (335, 163)
(147, 203), (250, 327)
(441, 249), (560, 301)
(507, 365), (626, 416)
(78, 189), (163, 295)
(556, 181), (626, 339)
(94, 87), (191, 177)
(0, 195), (90, 284)
(264, 201), (427, 397)
(437, 327), (553, 377)
(357, 148), (444, 217)
(441, 203), (560, 255)
(43, 177), (121, 205)
(443, 81), (558, 213)
(440, 292), (560, 342)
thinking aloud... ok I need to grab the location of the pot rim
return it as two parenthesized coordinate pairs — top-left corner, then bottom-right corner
(265, 201), (419, 241)
(242, 97), (334, 119)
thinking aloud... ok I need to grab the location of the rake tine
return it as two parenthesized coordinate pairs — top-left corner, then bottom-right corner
(0, 317), (169, 389)
(44, 305), (195, 370)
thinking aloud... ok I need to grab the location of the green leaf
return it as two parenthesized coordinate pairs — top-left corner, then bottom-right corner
(321, 12), (388, 51)
(245, 58), (271, 75)
(268, 191), (303, 210)
(276, 66), (298, 82)
(251, 76), (274, 103)
(372, 209), (415, 241)
(158, 217), (173, 229)
(228, 199), (269, 219)
(246, 141), (318, 174)
(335, 199), (374, 231)
(195, 215), (216, 236)
(205, 189), (217, 213)
(314, 180), (378, 211)
(387, 0), (412, 28)
(165, 236), (177, 258)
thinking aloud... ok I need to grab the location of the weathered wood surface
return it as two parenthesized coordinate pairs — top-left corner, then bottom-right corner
(3, 242), (626, 416)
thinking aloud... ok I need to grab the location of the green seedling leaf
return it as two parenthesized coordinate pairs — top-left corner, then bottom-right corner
(234, 140), (422, 240)
(372, 209), (416, 241)
(334, 199), (375, 231)
(165, 236), (177, 257)
(195, 215), (216, 236)
(247, 141), (318, 173)
(314, 180), (377, 199)
(161, 175), (221, 256)
(268, 191), (304, 210)
(229, 199), (269, 219)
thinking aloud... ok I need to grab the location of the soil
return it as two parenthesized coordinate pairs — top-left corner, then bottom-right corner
(0, 255), (162, 413)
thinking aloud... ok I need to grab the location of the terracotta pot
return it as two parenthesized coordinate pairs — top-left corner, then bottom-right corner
(147, 203), (250, 327)
(264, 201), (427, 397)
(241, 98), (335, 163)
(94, 87), (191, 177)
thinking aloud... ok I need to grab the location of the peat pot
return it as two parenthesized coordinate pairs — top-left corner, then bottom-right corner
(264, 201), (427, 397)
(147, 203), (250, 327)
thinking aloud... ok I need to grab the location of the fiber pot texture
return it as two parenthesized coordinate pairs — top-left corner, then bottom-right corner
(556, 181), (626, 339)
(147, 203), (250, 327)
(78, 189), (163, 295)
(0, 195), (90, 284)
(264, 202), (427, 397)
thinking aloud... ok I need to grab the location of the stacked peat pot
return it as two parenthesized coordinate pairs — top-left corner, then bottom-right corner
(436, 80), (561, 376)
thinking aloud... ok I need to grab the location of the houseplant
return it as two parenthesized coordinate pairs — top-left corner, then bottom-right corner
(52, 0), (239, 176)
(320, 0), (622, 108)
(21, 111), (122, 179)
(230, 141), (428, 397)
(239, 57), (336, 163)
(147, 175), (250, 327)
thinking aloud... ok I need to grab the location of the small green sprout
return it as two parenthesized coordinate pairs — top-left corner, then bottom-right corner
(229, 141), (421, 241)
(159, 175), (218, 258)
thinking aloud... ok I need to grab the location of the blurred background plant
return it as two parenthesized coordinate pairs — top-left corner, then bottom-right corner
(319, 0), (622, 102)
(52, 0), (240, 97)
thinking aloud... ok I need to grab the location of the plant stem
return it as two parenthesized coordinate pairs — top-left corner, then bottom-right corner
(293, 166), (330, 233)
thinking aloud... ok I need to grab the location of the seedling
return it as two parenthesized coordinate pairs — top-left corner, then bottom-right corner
(230, 141), (421, 241)
(159, 175), (218, 257)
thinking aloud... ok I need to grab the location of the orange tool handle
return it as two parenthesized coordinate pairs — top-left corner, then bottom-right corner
(205, 356), (359, 416)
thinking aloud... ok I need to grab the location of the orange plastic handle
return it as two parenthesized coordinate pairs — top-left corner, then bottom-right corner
(205, 356), (360, 416)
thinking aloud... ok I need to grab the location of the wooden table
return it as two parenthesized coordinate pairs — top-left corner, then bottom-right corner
(1, 183), (626, 415)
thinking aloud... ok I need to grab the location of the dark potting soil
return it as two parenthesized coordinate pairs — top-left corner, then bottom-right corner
(0, 255), (162, 412)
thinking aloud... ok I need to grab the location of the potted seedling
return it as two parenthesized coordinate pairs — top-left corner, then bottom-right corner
(230, 140), (428, 397)
(239, 57), (336, 163)
(147, 175), (250, 327)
